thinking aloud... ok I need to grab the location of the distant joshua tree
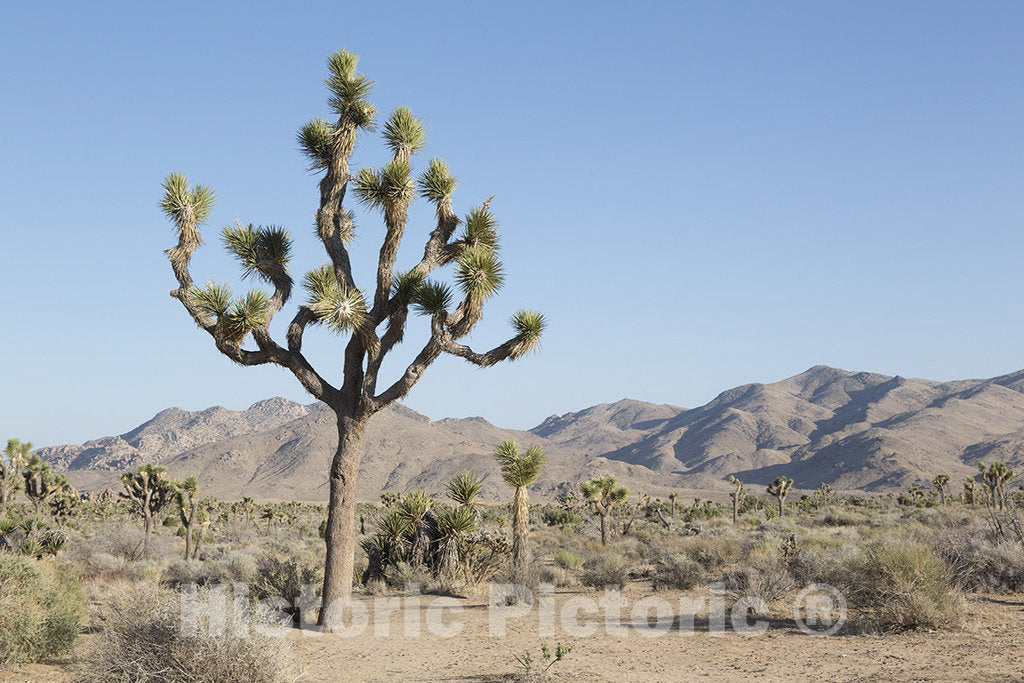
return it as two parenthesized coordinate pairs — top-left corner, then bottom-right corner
(158, 49), (544, 629)
(120, 464), (174, 557)
(766, 476), (794, 517)
(932, 474), (950, 505)
(1, 439), (31, 518)
(581, 476), (628, 545)
(495, 440), (546, 580)
(726, 475), (744, 524)
(175, 475), (204, 561)
(978, 462), (1015, 511)
(23, 455), (69, 517)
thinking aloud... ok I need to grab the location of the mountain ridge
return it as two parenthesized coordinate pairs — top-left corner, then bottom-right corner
(37, 365), (1024, 500)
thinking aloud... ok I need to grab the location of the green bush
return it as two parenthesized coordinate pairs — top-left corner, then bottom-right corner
(842, 542), (960, 630)
(0, 553), (82, 665)
(552, 550), (583, 571)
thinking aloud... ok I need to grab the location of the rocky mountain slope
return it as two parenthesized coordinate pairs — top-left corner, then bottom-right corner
(39, 366), (1024, 499)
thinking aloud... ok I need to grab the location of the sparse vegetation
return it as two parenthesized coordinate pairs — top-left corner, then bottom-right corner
(0, 553), (82, 665)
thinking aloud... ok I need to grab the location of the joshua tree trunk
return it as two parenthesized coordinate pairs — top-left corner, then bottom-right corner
(511, 485), (530, 578)
(776, 496), (784, 517)
(731, 492), (739, 525)
(142, 490), (153, 557)
(319, 415), (366, 627)
(599, 511), (608, 546)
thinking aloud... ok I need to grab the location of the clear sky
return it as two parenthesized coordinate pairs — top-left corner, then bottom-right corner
(2, 1), (1022, 446)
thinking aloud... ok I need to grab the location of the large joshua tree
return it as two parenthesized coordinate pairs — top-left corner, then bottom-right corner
(120, 464), (175, 557)
(494, 440), (546, 581)
(159, 50), (545, 627)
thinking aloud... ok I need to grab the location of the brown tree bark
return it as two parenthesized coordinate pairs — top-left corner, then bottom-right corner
(319, 413), (366, 629)
(511, 486), (529, 580)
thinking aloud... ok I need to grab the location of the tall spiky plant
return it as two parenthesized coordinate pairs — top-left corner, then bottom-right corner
(1, 439), (31, 518)
(396, 490), (434, 568)
(766, 476), (794, 516)
(159, 49), (545, 629)
(494, 440), (545, 581)
(119, 464), (174, 557)
(23, 455), (68, 517)
(447, 472), (484, 510)
(978, 462), (1015, 511)
(581, 476), (628, 545)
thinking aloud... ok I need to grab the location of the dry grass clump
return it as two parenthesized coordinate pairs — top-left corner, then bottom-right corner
(78, 584), (295, 683)
(723, 555), (795, 606)
(552, 549), (583, 571)
(933, 528), (1024, 593)
(580, 553), (629, 589)
(681, 535), (743, 570)
(841, 542), (960, 631)
(0, 553), (82, 665)
(650, 553), (704, 591)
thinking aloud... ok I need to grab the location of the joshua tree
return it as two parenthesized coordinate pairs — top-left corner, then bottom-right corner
(979, 462), (1015, 510)
(932, 474), (950, 505)
(447, 472), (484, 511)
(581, 476), (628, 545)
(963, 477), (978, 505)
(1, 439), (30, 517)
(175, 475), (202, 561)
(23, 455), (69, 517)
(766, 476), (794, 517)
(120, 464), (175, 557)
(158, 50), (544, 628)
(815, 482), (835, 510)
(494, 440), (546, 581)
(726, 475), (744, 524)
(668, 492), (678, 518)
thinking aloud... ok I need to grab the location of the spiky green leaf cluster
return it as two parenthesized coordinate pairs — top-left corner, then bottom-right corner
(222, 224), (293, 280)
(447, 472), (483, 508)
(509, 310), (546, 358)
(412, 280), (453, 317)
(494, 440), (546, 488)
(224, 290), (270, 338)
(581, 476), (628, 506)
(303, 265), (368, 333)
(160, 173), (215, 226)
(297, 118), (336, 170)
(354, 159), (415, 211)
(455, 248), (504, 300)
(382, 107), (425, 158)
(434, 504), (478, 537)
(189, 282), (233, 317)
(418, 159), (457, 202)
(461, 207), (499, 252)
(391, 270), (427, 305)
(325, 50), (375, 127)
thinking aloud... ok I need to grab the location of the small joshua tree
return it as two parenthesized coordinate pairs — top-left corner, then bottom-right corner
(668, 492), (678, 519)
(963, 477), (978, 505)
(159, 50), (545, 627)
(581, 476), (628, 545)
(932, 474), (950, 506)
(1, 439), (31, 518)
(120, 464), (174, 557)
(494, 440), (546, 581)
(815, 482), (835, 510)
(766, 476), (794, 517)
(23, 455), (69, 517)
(726, 475), (744, 524)
(175, 475), (202, 561)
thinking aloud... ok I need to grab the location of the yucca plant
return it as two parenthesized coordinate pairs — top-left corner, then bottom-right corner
(119, 464), (174, 557)
(766, 476), (794, 516)
(175, 475), (202, 561)
(396, 490), (434, 568)
(932, 474), (950, 506)
(434, 504), (479, 581)
(581, 476), (628, 545)
(726, 475), (744, 524)
(447, 472), (483, 511)
(978, 461), (1015, 510)
(494, 440), (545, 581)
(159, 49), (545, 629)
(0, 439), (30, 518)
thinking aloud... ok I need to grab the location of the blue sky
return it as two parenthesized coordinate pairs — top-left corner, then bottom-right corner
(2, 1), (1022, 445)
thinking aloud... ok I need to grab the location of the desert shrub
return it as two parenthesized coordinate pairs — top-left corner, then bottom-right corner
(539, 505), (582, 531)
(933, 531), (1024, 593)
(651, 553), (704, 591)
(841, 542), (960, 630)
(682, 536), (743, 569)
(78, 585), (295, 682)
(723, 555), (795, 606)
(552, 550), (583, 571)
(0, 553), (82, 665)
(787, 545), (849, 587)
(580, 554), (628, 589)
(254, 553), (321, 622)
(816, 510), (866, 527)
